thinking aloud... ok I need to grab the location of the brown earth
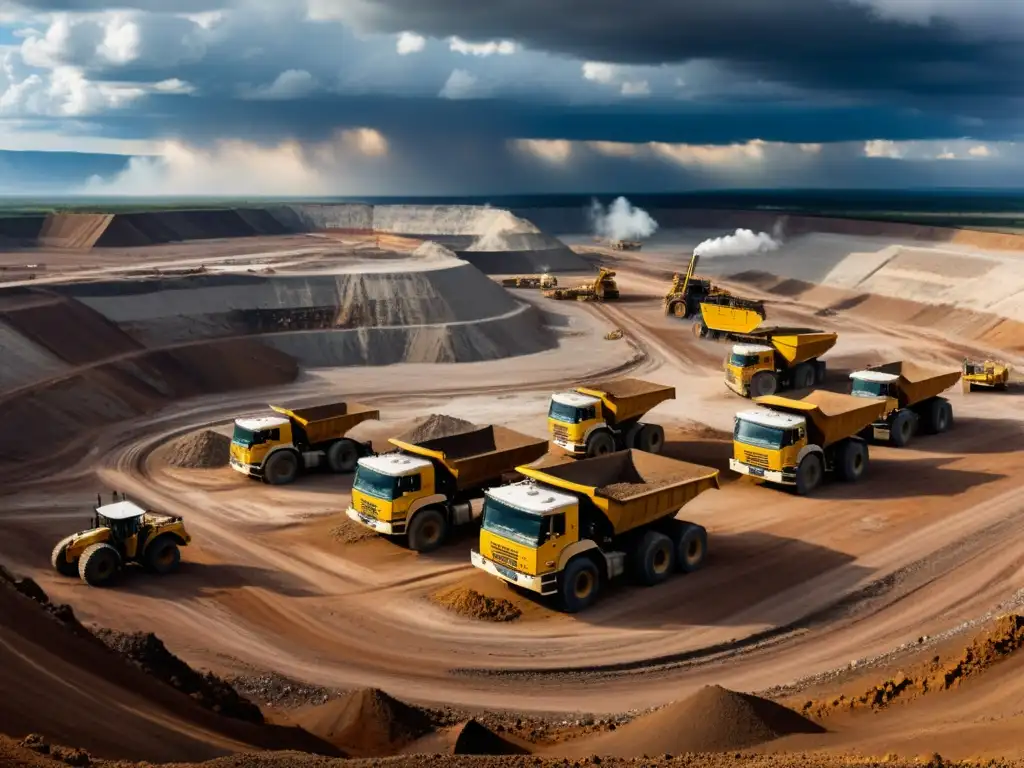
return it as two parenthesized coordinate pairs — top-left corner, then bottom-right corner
(292, 689), (432, 757)
(166, 430), (232, 469)
(451, 720), (529, 755)
(432, 587), (523, 622)
(396, 414), (478, 444)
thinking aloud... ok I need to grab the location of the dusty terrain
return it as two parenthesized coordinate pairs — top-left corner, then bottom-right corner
(2, 202), (1024, 767)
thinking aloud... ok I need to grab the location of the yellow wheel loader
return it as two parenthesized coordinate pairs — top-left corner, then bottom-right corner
(50, 493), (191, 587)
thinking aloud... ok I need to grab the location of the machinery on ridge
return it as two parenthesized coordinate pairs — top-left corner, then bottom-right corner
(664, 252), (765, 320)
(544, 267), (619, 302)
(962, 359), (1012, 392)
(501, 274), (558, 290)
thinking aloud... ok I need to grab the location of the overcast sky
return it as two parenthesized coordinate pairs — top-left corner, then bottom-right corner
(1, 0), (1022, 194)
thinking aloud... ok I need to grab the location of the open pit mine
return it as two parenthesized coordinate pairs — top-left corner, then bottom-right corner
(1, 202), (1024, 768)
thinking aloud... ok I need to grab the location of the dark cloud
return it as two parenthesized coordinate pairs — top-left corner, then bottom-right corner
(10, 0), (227, 10)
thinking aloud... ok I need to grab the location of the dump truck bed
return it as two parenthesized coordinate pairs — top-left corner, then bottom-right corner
(859, 361), (961, 406)
(754, 390), (887, 448)
(764, 330), (837, 365)
(700, 302), (766, 334)
(576, 378), (676, 424)
(389, 426), (549, 489)
(270, 401), (380, 444)
(518, 450), (719, 536)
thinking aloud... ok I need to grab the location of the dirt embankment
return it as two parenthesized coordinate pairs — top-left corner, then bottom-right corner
(293, 688), (432, 757)
(0, 565), (337, 763)
(166, 430), (231, 469)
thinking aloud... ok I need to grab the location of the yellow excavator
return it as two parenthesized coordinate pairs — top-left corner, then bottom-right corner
(962, 359), (1012, 392)
(663, 252), (764, 320)
(544, 267), (619, 301)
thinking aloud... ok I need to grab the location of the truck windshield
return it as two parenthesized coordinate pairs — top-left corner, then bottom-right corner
(729, 352), (761, 367)
(734, 419), (786, 449)
(232, 425), (257, 446)
(482, 498), (545, 547)
(548, 400), (592, 424)
(353, 466), (400, 501)
(851, 379), (889, 397)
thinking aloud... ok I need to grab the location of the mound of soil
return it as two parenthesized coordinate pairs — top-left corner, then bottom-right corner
(92, 629), (263, 724)
(330, 518), (377, 545)
(802, 614), (1024, 718)
(294, 687), (432, 757)
(399, 414), (477, 444)
(452, 719), (529, 755)
(578, 685), (823, 756)
(165, 429), (231, 469)
(433, 587), (522, 622)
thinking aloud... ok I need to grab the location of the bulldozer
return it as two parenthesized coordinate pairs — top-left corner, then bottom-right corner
(544, 267), (619, 301)
(500, 273), (558, 290)
(50, 492), (191, 587)
(962, 359), (1012, 392)
(610, 240), (642, 251)
(664, 252), (764, 320)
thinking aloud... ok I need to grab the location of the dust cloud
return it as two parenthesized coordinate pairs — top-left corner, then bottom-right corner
(695, 228), (782, 257)
(589, 197), (659, 241)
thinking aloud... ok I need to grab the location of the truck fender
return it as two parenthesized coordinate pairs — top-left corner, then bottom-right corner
(557, 541), (603, 576)
(407, 495), (449, 525)
(796, 444), (824, 466)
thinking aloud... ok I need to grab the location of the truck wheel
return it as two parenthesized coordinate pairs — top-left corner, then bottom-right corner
(890, 410), (915, 447)
(691, 322), (708, 339)
(559, 557), (601, 613)
(750, 371), (778, 398)
(795, 454), (823, 496)
(671, 302), (686, 318)
(327, 439), (359, 473)
(50, 536), (80, 577)
(634, 530), (676, 586)
(79, 543), (121, 587)
(815, 360), (828, 385)
(794, 363), (815, 390)
(145, 535), (181, 575)
(927, 399), (952, 434)
(637, 424), (665, 454)
(263, 451), (299, 485)
(673, 523), (708, 573)
(586, 431), (616, 457)
(836, 440), (868, 482)
(407, 508), (448, 553)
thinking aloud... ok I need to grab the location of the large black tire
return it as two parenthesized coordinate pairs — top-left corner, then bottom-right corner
(636, 424), (665, 454)
(327, 439), (359, 473)
(50, 536), (79, 577)
(836, 440), (868, 483)
(145, 535), (181, 575)
(795, 453), (823, 496)
(750, 371), (778, 398)
(586, 430), (616, 457)
(890, 410), (915, 447)
(793, 363), (815, 390)
(407, 508), (448, 553)
(263, 450), (299, 485)
(79, 543), (120, 587)
(670, 301), (686, 319)
(559, 556), (601, 613)
(926, 398), (952, 434)
(633, 530), (676, 586)
(672, 522), (708, 573)
(815, 360), (828, 385)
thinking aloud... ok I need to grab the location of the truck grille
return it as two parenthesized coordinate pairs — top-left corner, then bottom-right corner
(359, 498), (379, 519)
(744, 451), (769, 468)
(551, 425), (568, 440)
(489, 541), (519, 568)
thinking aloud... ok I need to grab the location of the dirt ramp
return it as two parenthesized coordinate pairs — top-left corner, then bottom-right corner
(37, 214), (113, 249)
(293, 688), (432, 757)
(569, 685), (823, 757)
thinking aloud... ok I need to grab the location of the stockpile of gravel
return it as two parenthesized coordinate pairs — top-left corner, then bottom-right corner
(165, 429), (231, 469)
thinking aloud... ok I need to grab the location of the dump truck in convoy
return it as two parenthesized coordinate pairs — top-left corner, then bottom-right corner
(471, 450), (720, 612)
(730, 390), (888, 495)
(848, 361), (961, 447)
(230, 402), (379, 485)
(346, 422), (549, 553)
(548, 378), (675, 458)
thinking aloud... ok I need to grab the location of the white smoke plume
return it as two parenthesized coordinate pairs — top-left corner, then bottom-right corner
(589, 196), (659, 241)
(694, 228), (781, 258)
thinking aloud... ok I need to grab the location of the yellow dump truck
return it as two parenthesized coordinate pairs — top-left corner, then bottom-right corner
(471, 450), (719, 612)
(230, 402), (380, 485)
(724, 329), (838, 398)
(548, 378), (675, 458)
(730, 390), (888, 495)
(962, 359), (1011, 392)
(849, 361), (961, 447)
(664, 252), (766, 320)
(346, 423), (549, 552)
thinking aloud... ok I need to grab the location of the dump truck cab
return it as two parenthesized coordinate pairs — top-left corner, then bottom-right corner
(230, 415), (292, 473)
(730, 408), (808, 485)
(548, 390), (604, 454)
(349, 452), (437, 538)
(51, 494), (191, 587)
(724, 343), (776, 396)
